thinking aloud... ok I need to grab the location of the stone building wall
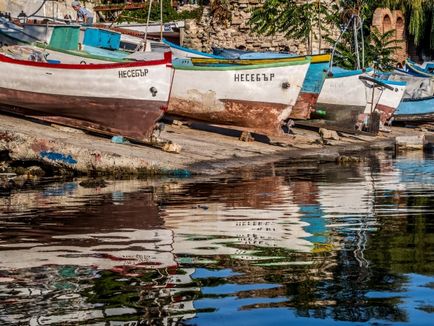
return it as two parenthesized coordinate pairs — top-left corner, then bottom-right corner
(181, 0), (336, 55)
(371, 8), (407, 65)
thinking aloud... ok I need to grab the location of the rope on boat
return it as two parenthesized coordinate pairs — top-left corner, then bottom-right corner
(328, 14), (355, 73)
(28, 0), (49, 18)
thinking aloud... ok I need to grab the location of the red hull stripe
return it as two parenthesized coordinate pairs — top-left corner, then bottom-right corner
(0, 51), (172, 70)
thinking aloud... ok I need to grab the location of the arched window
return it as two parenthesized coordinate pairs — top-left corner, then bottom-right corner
(383, 15), (392, 33)
(396, 17), (404, 40)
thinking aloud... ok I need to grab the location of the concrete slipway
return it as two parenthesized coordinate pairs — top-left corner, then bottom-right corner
(0, 113), (430, 177)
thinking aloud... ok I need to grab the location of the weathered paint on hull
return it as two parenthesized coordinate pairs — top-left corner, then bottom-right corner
(288, 61), (329, 120)
(290, 92), (319, 120)
(168, 98), (290, 135)
(313, 103), (366, 127)
(0, 87), (166, 140)
(315, 69), (377, 128)
(373, 82), (406, 124)
(376, 104), (396, 124)
(168, 60), (311, 136)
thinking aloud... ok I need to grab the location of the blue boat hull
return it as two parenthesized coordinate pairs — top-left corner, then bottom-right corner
(394, 97), (434, 122)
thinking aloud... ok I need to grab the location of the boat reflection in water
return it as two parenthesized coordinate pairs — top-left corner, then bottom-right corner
(0, 152), (434, 325)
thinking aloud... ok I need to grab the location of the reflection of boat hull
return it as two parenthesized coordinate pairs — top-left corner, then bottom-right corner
(168, 59), (310, 136)
(0, 52), (172, 141)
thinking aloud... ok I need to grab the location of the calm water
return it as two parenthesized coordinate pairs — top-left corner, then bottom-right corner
(0, 151), (433, 325)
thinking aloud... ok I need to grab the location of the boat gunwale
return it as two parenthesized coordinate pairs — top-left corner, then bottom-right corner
(34, 42), (131, 63)
(401, 95), (434, 103)
(327, 67), (373, 78)
(0, 51), (172, 69)
(162, 38), (225, 59)
(172, 57), (311, 71)
(405, 59), (434, 78)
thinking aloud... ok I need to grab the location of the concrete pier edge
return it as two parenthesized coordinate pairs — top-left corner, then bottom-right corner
(0, 114), (431, 180)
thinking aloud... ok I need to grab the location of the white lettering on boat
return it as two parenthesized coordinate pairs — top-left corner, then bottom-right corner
(118, 69), (149, 79)
(234, 73), (275, 82)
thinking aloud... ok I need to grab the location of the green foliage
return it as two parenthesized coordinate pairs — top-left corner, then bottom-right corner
(366, 27), (402, 70)
(118, 0), (203, 24)
(325, 23), (401, 70)
(249, 0), (333, 51)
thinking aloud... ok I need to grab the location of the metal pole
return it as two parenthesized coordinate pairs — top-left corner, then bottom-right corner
(160, 0), (163, 41)
(143, 0), (154, 51)
(318, 0), (321, 53)
(360, 18), (365, 69)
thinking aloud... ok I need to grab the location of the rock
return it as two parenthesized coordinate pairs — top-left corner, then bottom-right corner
(79, 178), (107, 188)
(319, 128), (340, 141)
(395, 135), (425, 151)
(336, 156), (364, 164)
(26, 166), (45, 177)
(0, 162), (9, 172)
(162, 142), (182, 154)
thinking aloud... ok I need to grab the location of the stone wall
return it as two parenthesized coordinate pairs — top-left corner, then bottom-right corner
(181, 0), (336, 55)
(371, 8), (407, 65)
(0, 0), (95, 21)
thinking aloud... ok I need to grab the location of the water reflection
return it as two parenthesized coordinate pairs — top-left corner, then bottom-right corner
(0, 152), (433, 325)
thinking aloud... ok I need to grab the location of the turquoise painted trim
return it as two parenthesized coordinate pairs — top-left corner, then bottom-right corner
(406, 59), (434, 78)
(36, 42), (130, 63)
(380, 79), (407, 86)
(162, 38), (224, 59)
(301, 61), (328, 94)
(172, 58), (311, 71)
(329, 67), (373, 78)
(83, 45), (129, 59)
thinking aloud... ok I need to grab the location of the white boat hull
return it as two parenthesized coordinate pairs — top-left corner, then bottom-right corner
(168, 60), (311, 135)
(0, 52), (173, 140)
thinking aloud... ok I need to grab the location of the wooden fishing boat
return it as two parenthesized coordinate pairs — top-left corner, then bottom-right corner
(388, 71), (434, 122)
(315, 68), (406, 129)
(209, 47), (332, 120)
(168, 58), (311, 136)
(0, 51), (173, 141)
(0, 17), (39, 46)
(404, 59), (434, 78)
(393, 97), (434, 122)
